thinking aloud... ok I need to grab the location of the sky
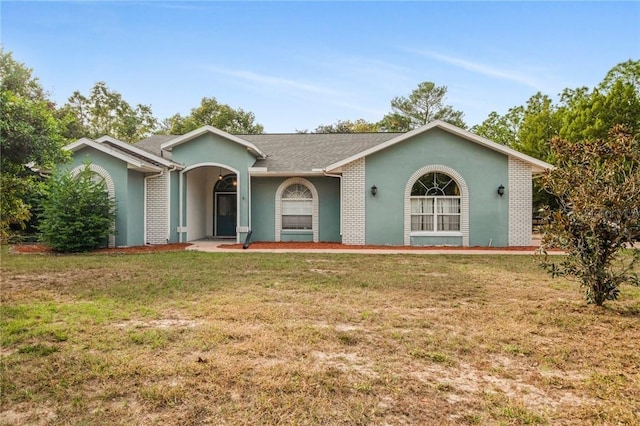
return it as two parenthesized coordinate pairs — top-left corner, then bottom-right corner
(2, 1), (639, 133)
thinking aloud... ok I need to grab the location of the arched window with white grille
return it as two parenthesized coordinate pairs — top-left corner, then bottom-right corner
(275, 177), (319, 242)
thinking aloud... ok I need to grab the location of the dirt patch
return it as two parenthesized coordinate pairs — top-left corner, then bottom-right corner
(10, 243), (192, 255)
(112, 319), (201, 329)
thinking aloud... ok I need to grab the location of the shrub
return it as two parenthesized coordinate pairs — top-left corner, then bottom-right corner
(539, 126), (639, 306)
(39, 164), (116, 252)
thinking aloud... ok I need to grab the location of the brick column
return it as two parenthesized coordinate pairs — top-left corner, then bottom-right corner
(508, 157), (533, 246)
(341, 158), (366, 245)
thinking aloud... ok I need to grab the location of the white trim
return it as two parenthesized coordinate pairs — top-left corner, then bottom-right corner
(70, 164), (116, 248)
(95, 135), (179, 168)
(404, 165), (469, 246)
(64, 138), (163, 172)
(410, 231), (463, 237)
(248, 170), (325, 177)
(325, 120), (554, 174)
(275, 177), (319, 243)
(160, 125), (266, 159)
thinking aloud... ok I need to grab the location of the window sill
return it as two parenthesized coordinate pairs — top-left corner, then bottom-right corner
(410, 231), (462, 237)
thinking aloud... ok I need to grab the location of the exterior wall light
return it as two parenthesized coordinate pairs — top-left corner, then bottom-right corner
(497, 184), (505, 196)
(371, 185), (378, 196)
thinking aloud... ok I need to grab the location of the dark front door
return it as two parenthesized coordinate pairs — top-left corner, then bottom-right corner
(216, 193), (237, 237)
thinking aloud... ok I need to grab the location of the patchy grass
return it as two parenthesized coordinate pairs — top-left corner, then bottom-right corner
(1, 248), (639, 425)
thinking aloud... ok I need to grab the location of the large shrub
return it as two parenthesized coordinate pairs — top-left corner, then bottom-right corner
(39, 165), (116, 252)
(539, 126), (639, 306)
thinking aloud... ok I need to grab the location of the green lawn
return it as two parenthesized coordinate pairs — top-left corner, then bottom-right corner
(1, 249), (639, 425)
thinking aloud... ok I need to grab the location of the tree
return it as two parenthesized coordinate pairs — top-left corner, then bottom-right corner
(379, 81), (466, 131)
(0, 49), (67, 239)
(539, 126), (640, 306)
(161, 97), (263, 135)
(314, 119), (380, 133)
(62, 81), (158, 143)
(39, 165), (116, 252)
(512, 93), (562, 162)
(471, 108), (524, 146)
(558, 62), (640, 143)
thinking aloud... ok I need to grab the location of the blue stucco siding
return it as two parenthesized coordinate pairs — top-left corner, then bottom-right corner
(172, 134), (258, 237)
(126, 170), (145, 246)
(250, 176), (341, 243)
(64, 147), (133, 247)
(365, 128), (509, 246)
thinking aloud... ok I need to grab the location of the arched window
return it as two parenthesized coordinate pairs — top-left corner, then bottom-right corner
(410, 172), (460, 232)
(281, 183), (313, 230)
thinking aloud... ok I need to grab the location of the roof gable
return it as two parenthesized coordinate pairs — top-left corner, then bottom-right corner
(324, 120), (553, 174)
(64, 138), (163, 172)
(95, 135), (179, 168)
(160, 125), (267, 159)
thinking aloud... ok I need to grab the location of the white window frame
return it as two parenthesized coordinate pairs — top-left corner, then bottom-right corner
(281, 184), (313, 230)
(410, 195), (461, 234)
(275, 177), (319, 242)
(404, 165), (469, 245)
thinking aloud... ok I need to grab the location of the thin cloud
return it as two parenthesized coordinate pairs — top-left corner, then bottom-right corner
(205, 65), (386, 118)
(205, 66), (341, 97)
(407, 48), (542, 89)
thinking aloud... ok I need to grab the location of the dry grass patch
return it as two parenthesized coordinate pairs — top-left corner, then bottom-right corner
(1, 249), (639, 424)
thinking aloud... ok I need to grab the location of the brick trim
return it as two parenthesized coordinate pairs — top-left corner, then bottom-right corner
(341, 158), (366, 245)
(146, 173), (169, 245)
(508, 157), (532, 246)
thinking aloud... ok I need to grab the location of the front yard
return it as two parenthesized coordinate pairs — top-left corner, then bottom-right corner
(1, 249), (639, 425)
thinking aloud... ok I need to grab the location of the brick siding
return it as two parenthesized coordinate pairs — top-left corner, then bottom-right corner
(146, 173), (169, 244)
(508, 157), (533, 246)
(341, 158), (366, 245)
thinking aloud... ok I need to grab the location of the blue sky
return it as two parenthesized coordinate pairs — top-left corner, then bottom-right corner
(3, 1), (639, 133)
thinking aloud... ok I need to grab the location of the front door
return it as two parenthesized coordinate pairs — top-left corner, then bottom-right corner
(215, 193), (237, 237)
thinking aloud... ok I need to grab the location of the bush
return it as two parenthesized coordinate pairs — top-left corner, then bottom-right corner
(539, 126), (640, 306)
(39, 165), (116, 252)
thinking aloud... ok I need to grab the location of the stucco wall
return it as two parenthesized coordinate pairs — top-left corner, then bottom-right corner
(127, 170), (145, 246)
(364, 128), (510, 247)
(250, 176), (341, 243)
(172, 133), (257, 242)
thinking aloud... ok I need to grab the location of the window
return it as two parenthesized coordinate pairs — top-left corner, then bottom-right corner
(281, 183), (313, 230)
(410, 172), (460, 232)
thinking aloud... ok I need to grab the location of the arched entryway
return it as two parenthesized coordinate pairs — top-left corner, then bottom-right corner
(213, 174), (237, 237)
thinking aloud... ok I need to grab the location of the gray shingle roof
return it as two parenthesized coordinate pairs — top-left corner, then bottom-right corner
(134, 132), (403, 172)
(135, 135), (177, 157)
(242, 133), (403, 172)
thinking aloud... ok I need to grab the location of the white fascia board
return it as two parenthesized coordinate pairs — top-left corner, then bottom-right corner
(248, 170), (326, 177)
(64, 138), (162, 172)
(160, 125), (267, 159)
(95, 135), (177, 168)
(324, 120), (554, 174)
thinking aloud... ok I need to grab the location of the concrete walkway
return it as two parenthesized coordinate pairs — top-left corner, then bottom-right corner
(186, 240), (557, 255)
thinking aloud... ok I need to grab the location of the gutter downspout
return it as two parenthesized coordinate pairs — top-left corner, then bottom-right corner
(323, 171), (343, 237)
(144, 170), (165, 245)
